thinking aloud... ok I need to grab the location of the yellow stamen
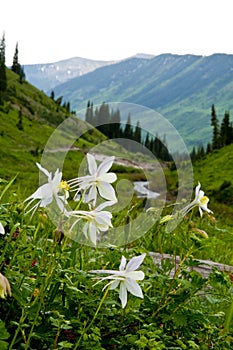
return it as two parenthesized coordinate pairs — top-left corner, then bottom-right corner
(58, 180), (70, 191)
(200, 196), (209, 205)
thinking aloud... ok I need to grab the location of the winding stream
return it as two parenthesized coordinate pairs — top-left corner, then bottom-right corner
(134, 181), (160, 199)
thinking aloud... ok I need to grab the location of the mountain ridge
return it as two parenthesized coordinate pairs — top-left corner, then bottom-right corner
(49, 53), (233, 148)
(23, 56), (118, 91)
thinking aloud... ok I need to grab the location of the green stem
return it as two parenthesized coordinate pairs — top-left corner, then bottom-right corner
(74, 286), (110, 349)
(24, 237), (59, 349)
(152, 247), (194, 318)
(225, 295), (233, 331)
(8, 309), (27, 350)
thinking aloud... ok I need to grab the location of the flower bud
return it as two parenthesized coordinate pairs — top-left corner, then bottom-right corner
(0, 273), (11, 299)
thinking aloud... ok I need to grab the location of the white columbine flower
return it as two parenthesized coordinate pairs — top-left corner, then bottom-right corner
(68, 153), (117, 205)
(181, 182), (213, 217)
(90, 253), (146, 308)
(66, 201), (114, 245)
(24, 163), (69, 215)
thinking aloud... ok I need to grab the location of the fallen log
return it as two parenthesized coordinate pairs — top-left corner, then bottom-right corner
(149, 252), (233, 279)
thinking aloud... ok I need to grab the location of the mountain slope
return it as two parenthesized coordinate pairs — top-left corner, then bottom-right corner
(51, 53), (233, 148)
(192, 143), (233, 222)
(23, 57), (116, 91)
(0, 69), (148, 195)
(0, 69), (108, 193)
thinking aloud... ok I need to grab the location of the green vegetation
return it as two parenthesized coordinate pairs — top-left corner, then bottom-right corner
(0, 68), (111, 194)
(52, 54), (233, 148)
(0, 43), (233, 348)
(85, 101), (172, 161)
(1, 159), (233, 349)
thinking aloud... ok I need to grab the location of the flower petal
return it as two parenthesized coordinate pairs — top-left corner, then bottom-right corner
(36, 163), (51, 179)
(126, 253), (146, 272)
(199, 207), (203, 217)
(90, 270), (123, 275)
(87, 153), (97, 175)
(95, 201), (116, 211)
(197, 190), (205, 201)
(125, 278), (143, 298)
(119, 256), (127, 271)
(85, 185), (97, 204)
(99, 173), (117, 183)
(109, 280), (120, 290)
(94, 211), (112, 226)
(0, 222), (5, 235)
(25, 183), (51, 201)
(98, 182), (117, 202)
(125, 271), (145, 281)
(88, 221), (97, 245)
(97, 157), (115, 176)
(119, 282), (127, 308)
(55, 196), (66, 212)
(52, 170), (62, 189)
(195, 182), (201, 199)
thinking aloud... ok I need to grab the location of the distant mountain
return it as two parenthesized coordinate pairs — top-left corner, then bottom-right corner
(50, 53), (233, 148)
(23, 56), (117, 91)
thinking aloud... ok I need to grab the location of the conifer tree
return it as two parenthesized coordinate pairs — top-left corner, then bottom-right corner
(144, 132), (150, 150)
(220, 111), (232, 146)
(197, 144), (205, 159)
(211, 104), (220, 149)
(50, 90), (55, 100)
(123, 113), (133, 139)
(190, 146), (196, 161)
(94, 102), (110, 135)
(206, 142), (212, 154)
(0, 33), (7, 103)
(85, 100), (94, 124)
(11, 42), (25, 82)
(134, 121), (141, 143)
(110, 108), (121, 138)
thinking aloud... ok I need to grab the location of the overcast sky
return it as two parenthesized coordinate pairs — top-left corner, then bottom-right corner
(1, 0), (233, 65)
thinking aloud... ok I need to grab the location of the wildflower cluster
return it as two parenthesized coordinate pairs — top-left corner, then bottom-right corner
(2, 151), (227, 350)
(22, 153), (214, 310)
(24, 154), (117, 246)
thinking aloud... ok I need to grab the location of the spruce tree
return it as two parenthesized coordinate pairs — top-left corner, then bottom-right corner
(134, 121), (141, 143)
(97, 102), (110, 135)
(11, 42), (25, 82)
(206, 142), (212, 154)
(85, 100), (94, 125)
(123, 113), (133, 139)
(211, 104), (220, 149)
(144, 132), (150, 150)
(220, 111), (232, 146)
(110, 108), (121, 138)
(50, 90), (55, 100)
(190, 146), (196, 161)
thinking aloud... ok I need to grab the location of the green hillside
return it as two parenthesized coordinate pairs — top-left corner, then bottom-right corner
(0, 69), (148, 197)
(1, 67), (233, 219)
(0, 69), (109, 195)
(193, 144), (233, 220)
(52, 54), (233, 148)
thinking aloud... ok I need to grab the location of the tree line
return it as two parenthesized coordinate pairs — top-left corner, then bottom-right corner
(85, 101), (172, 161)
(190, 104), (233, 161)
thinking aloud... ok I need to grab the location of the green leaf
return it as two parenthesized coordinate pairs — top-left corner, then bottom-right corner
(0, 320), (10, 340)
(58, 341), (74, 348)
(0, 340), (9, 350)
